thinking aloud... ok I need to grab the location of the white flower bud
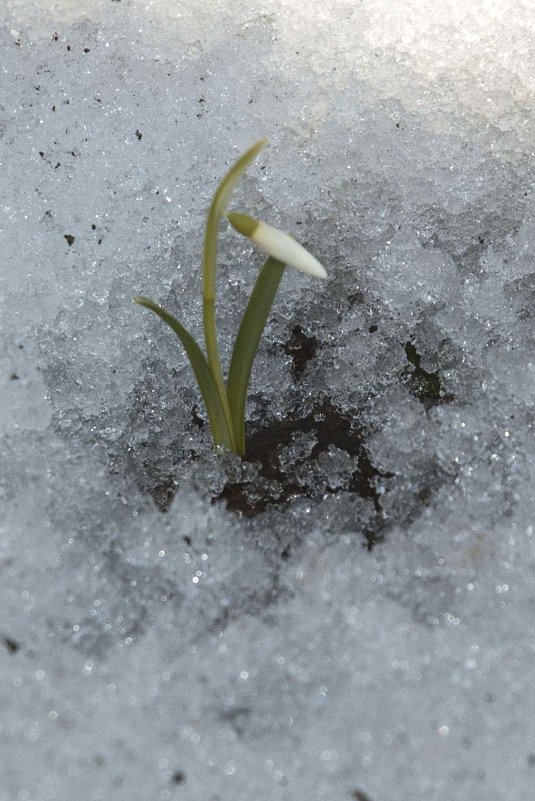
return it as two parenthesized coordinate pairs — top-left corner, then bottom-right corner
(227, 212), (327, 279)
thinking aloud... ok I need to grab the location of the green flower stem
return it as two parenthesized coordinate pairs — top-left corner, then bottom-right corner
(201, 139), (267, 450)
(202, 290), (232, 449)
(202, 207), (229, 424)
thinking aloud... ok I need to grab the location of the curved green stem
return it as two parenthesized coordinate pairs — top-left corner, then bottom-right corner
(202, 139), (267, 451)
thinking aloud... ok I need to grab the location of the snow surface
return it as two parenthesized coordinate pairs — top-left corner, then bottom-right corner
(1, 1), (535, 800)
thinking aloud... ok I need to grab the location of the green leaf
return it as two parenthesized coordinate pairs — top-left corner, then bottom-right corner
(133, 296), (235, 451)
(202, 140), (267, 439)
(226, 257), (286, 455)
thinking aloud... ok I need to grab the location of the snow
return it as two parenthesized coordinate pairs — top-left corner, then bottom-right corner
(1, 1), (535, 800)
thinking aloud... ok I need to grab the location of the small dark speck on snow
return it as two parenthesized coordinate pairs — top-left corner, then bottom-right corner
(351, 790), (374, 801)
(2, 636), (21, 654)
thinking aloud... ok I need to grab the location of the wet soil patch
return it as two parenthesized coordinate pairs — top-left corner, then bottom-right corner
(216, 399), (393, 539)
(283, 325), (319, 379)
(403, 341), (454, 409)
(114, 365), (449, 548)
(150, 476), (179, 512)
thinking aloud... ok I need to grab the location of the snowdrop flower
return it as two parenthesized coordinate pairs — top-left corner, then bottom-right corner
(135, 141), (329, 458)
(226, 212), (327, 279)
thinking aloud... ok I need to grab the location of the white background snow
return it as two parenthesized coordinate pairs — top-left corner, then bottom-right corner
(1, 1), (535, 799)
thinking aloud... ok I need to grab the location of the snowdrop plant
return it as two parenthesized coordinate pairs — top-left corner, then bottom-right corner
(134, 140), (327, 457)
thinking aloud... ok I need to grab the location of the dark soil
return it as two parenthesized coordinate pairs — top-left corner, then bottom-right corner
(216, 399), (392, 526)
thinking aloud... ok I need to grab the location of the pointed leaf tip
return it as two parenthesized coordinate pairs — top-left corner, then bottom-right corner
(213, 139), (268, 215)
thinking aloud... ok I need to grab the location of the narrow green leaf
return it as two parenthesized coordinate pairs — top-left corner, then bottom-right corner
(133, 296), (234, 450)
(226, 257), (285, 455)
(202, 139), (267, 442)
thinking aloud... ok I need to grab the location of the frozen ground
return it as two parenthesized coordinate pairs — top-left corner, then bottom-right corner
(1, 1), (535, 799)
